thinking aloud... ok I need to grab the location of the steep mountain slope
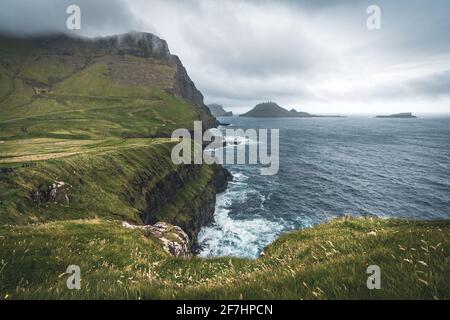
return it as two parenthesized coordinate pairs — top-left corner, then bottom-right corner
(0, 31), (217, 141)
(0, 32), (228, 243)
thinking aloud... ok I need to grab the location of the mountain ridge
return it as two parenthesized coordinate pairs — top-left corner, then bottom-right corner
(0, 31), (218, 136)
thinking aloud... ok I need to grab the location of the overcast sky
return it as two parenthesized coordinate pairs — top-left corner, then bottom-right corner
(1, 0), (450, 114)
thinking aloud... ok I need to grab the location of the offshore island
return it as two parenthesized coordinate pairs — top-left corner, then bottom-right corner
(376, 112), (417, 118)
(240, 102), (344, 118)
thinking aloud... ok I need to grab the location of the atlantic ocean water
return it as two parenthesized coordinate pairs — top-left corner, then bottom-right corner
(197, 116), (450, 258)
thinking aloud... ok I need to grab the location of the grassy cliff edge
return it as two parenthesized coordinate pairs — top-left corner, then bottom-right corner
(0, 217), (448, 299)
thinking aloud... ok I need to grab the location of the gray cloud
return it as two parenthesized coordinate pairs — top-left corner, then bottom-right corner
(0, 0), (140, 37)
(1, 0), (449, 113)
(410, 72), (450, 98)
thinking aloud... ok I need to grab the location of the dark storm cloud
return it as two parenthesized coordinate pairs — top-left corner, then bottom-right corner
(0, 0), (140, 36)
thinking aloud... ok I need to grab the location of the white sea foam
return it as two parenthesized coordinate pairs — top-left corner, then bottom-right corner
(198, 169), (286, 258)
(231, 172), (248, 182)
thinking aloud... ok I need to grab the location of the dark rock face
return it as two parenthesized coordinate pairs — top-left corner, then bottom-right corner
(173, 56), (204, 107)
(213, 166), (233, 193)
(172, 56), (218, 129)
(208, 104), (233, 117)
(141, 168), (188, 217)
(135, 165), (232, 245)
(32, 31), (171, 60)
(30, 180), (72, 205)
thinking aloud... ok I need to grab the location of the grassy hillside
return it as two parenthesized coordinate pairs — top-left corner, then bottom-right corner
(0, 33), (217, 140)
(0, 139), (219, 225)
(0, 217), (448, 299)
(0, 33), (222, 231)
(0, 34), (227, 255)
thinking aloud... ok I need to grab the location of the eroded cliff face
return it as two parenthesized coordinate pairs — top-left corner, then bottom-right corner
(32, 31), (172, 61)
(10, 146), (231, 254)
(23, 161), (232, 255)
(135, 164), (232, 245)
(172, 55), (218, 129)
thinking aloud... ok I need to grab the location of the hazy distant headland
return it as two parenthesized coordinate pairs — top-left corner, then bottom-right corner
(207, 104), (233, 117)
(240, 102), (344, 118)
(376, 112), (417, 118)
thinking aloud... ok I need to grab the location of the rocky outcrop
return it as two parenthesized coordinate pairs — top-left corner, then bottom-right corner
(30, 180), (72, 205)
(172, 55), (218, 129)
(122, 221), (192, 258)
(212, 166), (233, 193)
(208, 104), (233, 117)
(33, 31), (172, 60)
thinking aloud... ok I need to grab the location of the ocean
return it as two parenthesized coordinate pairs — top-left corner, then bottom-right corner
(197, 116), (450, 258)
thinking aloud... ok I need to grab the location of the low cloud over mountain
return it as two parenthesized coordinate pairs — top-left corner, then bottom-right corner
(2, 0), (449, 114)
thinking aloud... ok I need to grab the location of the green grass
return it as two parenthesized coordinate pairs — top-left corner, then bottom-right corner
(53, 62), (151, 98)
(18, 50), (82, 85)
(0, 139), (218, 226)
(0, 66), (14, 101)
(0, 217), (448, 300)
(0, 88), (199, 140)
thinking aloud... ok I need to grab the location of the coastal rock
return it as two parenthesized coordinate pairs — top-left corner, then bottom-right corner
(213, 165), (233, 193)
(207, 104), (233, 117)
(30, 180), (72, 205)
(122, 221), (192, 258)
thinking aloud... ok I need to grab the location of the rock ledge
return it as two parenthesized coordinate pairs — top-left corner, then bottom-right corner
(122, 221), (192, 258)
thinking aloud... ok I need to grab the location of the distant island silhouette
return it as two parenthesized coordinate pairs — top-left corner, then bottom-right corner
(376, 112), (417, 118)
(240, 102), (344, 118)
